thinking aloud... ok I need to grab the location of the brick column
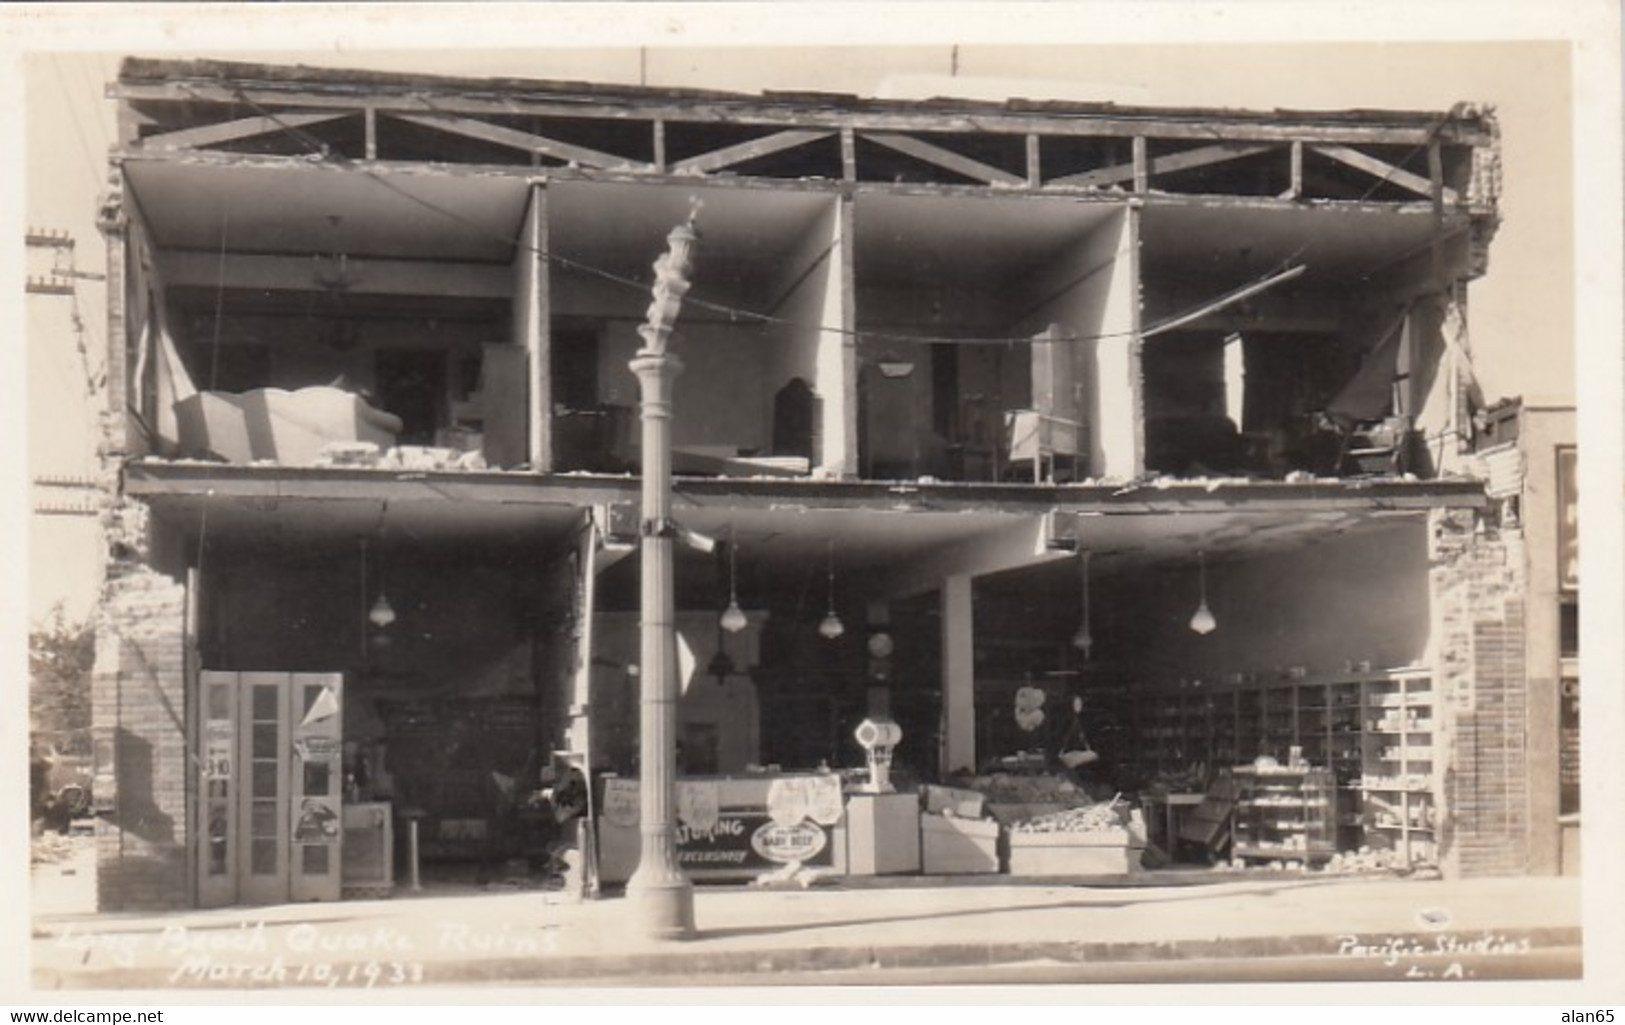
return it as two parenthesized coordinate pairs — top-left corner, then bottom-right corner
(93, 564), (191, 911)
(1428, 508), (1530, 878)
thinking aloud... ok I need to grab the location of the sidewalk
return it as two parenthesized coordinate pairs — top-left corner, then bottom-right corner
(30, 872), (1582, 991)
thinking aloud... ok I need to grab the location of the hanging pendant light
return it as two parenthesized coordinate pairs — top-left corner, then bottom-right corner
(1189, 549), (1217, 635)
(362, 534), (396, 630)
(1072, 550), (1094, 658)
(369, 593), (397, 629)
(720, 527), (748, 633)
(818, 538), (845, 640)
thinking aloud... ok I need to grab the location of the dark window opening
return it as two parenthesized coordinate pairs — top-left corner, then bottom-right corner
(1559, 599), (1579, 659)
(551, 325), (628, 472)
(549, 326), (599, 411)
(375, 348), (445, 445)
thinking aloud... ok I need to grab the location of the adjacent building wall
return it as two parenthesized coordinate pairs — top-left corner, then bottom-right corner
(1429, 506), (1529, 878)
(93, 559), (192, 911)
(1513, 406), (1577, 876)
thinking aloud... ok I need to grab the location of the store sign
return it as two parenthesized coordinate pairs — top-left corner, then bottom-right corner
(1560, 677), (1580, 816)
(751, 821), (828, 864)
(601, 777), (639, 828)
(676, 812), (835, 872)
(1558, 446), (1578, 591)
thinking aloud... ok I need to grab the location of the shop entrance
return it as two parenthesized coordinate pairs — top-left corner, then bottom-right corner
(197, 672), (346, 908)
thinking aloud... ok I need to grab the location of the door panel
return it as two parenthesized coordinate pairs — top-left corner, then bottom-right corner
(199, 671), (345, 906)
(198, 672), (239, 908)
(238, 673), (291, 906)
(290, 674), (344, 902)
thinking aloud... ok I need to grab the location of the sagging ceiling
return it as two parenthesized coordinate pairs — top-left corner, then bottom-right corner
(131, 468), (1437, 588)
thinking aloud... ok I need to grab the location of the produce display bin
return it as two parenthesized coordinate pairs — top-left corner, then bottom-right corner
(920, 814), (999, 874)
(1006, 826), (1146, 876)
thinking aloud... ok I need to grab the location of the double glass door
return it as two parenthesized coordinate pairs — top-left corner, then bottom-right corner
(198, 672), (344, 907)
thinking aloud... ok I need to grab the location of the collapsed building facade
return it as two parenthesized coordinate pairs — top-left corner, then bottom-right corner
(83, 57), (1567, 912)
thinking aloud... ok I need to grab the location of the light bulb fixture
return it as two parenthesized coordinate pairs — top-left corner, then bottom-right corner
(1189, 549), (1217, 635)
(1072, 550), (1094, 658)
(720, 598), (748, 634)
(819, 538), (844, 640)
(720, 527), (748, 633)
(369, 593), (397, 629)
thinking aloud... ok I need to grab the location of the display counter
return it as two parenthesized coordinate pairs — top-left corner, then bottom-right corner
(341, 801), (394, 899)
(596, 772), (848, 884)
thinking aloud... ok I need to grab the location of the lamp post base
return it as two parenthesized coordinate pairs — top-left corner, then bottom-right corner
(626, 872), (696, 940)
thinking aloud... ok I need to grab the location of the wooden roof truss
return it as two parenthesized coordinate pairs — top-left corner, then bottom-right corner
(113, 67), (1499, 213)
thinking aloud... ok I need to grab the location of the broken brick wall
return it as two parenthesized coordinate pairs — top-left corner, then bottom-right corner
(92, 560), (191, 911)
(1429, 506), (1529, 878)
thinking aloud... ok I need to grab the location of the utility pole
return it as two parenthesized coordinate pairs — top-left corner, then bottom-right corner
(625, 206), (700, 941)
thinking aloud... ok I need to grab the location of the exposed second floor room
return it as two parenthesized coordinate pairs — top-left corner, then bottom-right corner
(102, 58), (1502, 487)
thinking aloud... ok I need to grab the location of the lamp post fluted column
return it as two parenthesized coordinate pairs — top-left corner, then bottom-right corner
(626, 211), (699, 940)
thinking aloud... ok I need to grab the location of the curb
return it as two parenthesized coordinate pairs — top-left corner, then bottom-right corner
(33, 926), (1583, 990)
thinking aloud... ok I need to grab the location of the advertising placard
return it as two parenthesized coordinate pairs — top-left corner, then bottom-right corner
(676, 809), (835, 874)
(1557, 446), (1578, 591)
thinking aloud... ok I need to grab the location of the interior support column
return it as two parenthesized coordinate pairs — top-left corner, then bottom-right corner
(518, 184), (552, 471)
(940, 573), (976, 775)
(826, 193), (858, 477)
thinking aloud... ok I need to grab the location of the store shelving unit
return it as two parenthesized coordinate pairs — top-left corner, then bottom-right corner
(1137, 687), (1229, 779)
(1230, 766), (1336, 864)
(1136, 668), (1440, 866)
(1358, 671), (1437, 865)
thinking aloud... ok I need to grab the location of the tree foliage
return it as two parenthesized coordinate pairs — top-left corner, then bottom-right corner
(30, 603), (95, 738)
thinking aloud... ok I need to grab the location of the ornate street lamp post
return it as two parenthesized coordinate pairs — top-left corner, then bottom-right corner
(626, 208), (700, 939)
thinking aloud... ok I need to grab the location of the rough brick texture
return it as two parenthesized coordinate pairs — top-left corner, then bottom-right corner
(93, 564), (191, 911)
(1428, 508), (1529, 878)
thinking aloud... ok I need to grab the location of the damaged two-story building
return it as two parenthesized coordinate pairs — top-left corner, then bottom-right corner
(84, 57), (1556, 912)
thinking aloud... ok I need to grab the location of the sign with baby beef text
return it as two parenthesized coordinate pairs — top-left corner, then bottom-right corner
(676, 811), (834, 875)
